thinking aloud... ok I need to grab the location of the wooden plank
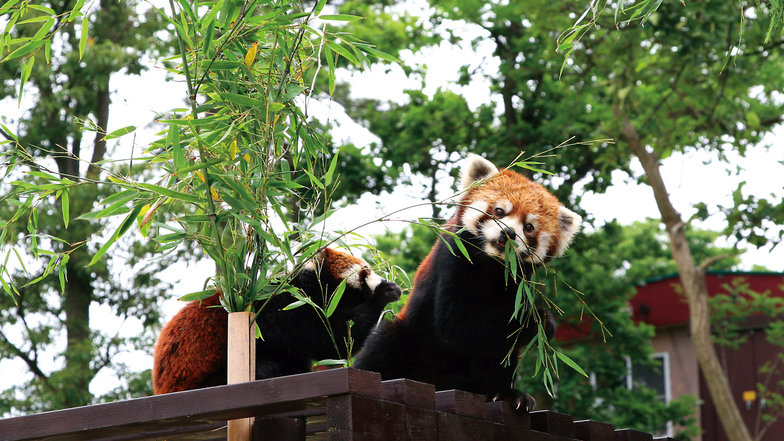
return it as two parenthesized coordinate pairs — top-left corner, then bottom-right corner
(530, 410), (575, 438)
(436, 412), (512, 441)
(434, 390), (486, 419)
(614, 428), (654, 441)
(95, 422), (226, 441)
(403, 405), (438, 440)
(381, 379), (436, 409)
(253, 417), (305, 441)
(0, 368), (381, 441)
(228, 312), (257, 441)
(485, 401), (530, 429)
(574, 420), (615, 441)
(326, 395), (407, 440)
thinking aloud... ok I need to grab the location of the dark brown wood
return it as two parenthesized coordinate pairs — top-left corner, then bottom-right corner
(254, 417), (306, 441)
(326, 395), (407, 440)
(382, 379), (436, 409)
(0, 368), (381, 441)
(485, 401), (530, 429)
(574, 420), (615, 441)
(434, 390), (486, 418)
(404, 405), (438, 440)
(530, 410), (574, 438)
(436, 411), (513, 441)
(615, 428), (654, 441)
(96, 422), (226, 441)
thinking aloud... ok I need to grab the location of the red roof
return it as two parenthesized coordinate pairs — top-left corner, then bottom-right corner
(555, 271), (784, 342)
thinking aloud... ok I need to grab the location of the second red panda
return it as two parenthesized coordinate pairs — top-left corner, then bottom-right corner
(354, 154), (581, 410)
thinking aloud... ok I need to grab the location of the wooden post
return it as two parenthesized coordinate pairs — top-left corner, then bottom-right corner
(228, 311), (256, 441)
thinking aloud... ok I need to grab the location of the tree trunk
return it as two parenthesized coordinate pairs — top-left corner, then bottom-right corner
(619, 115), (752, 441)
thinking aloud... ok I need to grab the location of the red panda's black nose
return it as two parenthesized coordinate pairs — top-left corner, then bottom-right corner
(502, 227), (516, 241)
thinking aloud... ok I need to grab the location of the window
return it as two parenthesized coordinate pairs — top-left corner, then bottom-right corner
(629, 353), (672, 437)
(588, 352), (674, 437)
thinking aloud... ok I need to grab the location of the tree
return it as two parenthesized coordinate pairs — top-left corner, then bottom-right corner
(0, 0), (169, 413)
(333, 1), (784, 440)
(1, 0), (400, 416)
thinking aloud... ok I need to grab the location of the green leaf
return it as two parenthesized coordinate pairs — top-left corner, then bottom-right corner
(313, 359), (346, 367)
(325, 279), (347, 317)
(103, 125), (136, 140)
(2, 39), (45, 62)
(283, 299), (307, 310)
(114, 205), (143, 240)
(88, 236), (116, 267)
(57, 255), (69, 294)
(319, 14), (363, 22)
(136, 182), (201, 204)
(61, 189), (69, 229)
(68, 0), (86, 22)
(324, 151), (339, 187)
(359, 46), (401, 64)
(79, 16), (88, 61)
(217, 92), (265, 108)
(32, 18), (54, 40)
(325, 40), (358, 66)
(556, 351), (588, 377)
(179, 290), (217, 302)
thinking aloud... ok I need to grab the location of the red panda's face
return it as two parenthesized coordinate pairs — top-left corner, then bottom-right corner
(456, 155), (581, 265)
(303, 247), (385, 293)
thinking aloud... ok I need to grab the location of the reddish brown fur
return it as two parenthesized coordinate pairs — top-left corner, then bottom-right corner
(152, 294), (227, 394)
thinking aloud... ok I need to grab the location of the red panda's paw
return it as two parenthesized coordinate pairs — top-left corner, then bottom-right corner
(489, 389), (536, 412)
(371, 280), (402, 305)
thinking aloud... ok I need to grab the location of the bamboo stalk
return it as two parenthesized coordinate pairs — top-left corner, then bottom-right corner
(227, 311), (256, 441)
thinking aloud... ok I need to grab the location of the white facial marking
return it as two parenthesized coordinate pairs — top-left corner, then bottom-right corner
(479, 216), (526, 260)
(341, 264), (363, 289)
(462, 200), (489, 236)
(495, 200), (513, 216)
(527, 232), (552, 265)
(555, 206), (582, 256)
(365, 272), (383, 291)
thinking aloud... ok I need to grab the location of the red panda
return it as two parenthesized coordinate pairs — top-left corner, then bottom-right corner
(152, 247), (401, 394)
(353, 154), (581, 410)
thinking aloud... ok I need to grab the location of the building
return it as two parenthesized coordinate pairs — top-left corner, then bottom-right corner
(558, 271), (784, 441)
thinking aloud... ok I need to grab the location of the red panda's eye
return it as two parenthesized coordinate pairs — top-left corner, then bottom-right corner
(524, 223), (535, 233)
(494, 207), (505, 217)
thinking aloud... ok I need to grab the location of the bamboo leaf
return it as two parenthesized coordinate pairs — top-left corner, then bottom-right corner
(79, 16), (88, 61)
(324, 151), (339, 186)
(359, 45), (401, 64)
(556, 351), (588, 377)
(2, 39), (45, 62)
(325, 279), (347, 317)
(179, 289), (217, 302)
(114, 205), (143, 240)
(61, 189), (69, 229)
(88, 236), (116, 267)
(103, 125), (136, 140)
(244, 42), (258, 67)
(217, 92), (265, 108)
(68, 0), (86, 22)
(319, 14), (363, 22)
(136, 182), (201, 203)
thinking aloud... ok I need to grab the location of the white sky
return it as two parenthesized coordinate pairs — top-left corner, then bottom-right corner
(1, 1), (783, 401)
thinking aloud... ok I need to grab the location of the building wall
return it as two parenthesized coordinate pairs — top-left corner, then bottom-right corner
(651, 326), (701, 441)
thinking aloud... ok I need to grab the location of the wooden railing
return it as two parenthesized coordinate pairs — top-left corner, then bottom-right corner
(0, 368), (678, 441)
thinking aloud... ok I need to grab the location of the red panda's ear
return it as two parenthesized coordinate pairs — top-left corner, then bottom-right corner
(555, 206), (582, 256)
(459, 154), (499, 191)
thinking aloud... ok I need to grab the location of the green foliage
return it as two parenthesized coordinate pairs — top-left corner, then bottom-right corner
(0, 0), (172, 413)
(513, 219), (737, 436)
(0, 0), (398, 414)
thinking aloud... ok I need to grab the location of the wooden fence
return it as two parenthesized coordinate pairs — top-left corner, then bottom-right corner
(0, 368), (677, 441)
